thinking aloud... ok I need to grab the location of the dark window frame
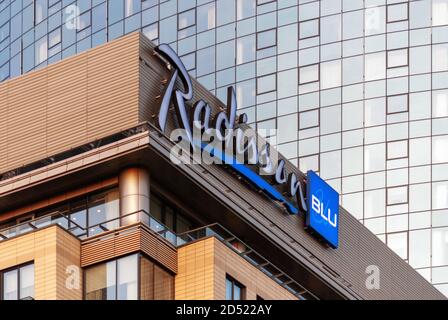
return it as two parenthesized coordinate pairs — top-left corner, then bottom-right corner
(225, 275), (246, 300)
(299, 18), (320, 40)
(299, 63), (320, 85)
(256, 72), (277, 95)
(387, 93), (409, 115)
(256, 28), (277, 50)
(386, 185), (409, 206)
(0, 261), (35, 301)
(386, 139), (409, 160)
(299, 108), (320, 130)
(387, 48), (409, 69)
(177, 8), (196, 31)
(386, 2), (409, 23)
(83, 253), (141, 300)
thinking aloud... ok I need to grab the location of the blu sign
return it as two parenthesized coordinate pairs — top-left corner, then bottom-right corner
(306, 171), (339, 248)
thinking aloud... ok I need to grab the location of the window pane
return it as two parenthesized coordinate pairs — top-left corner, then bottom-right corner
(387, 232), (408, 259)
(35, 36), (48, 65)
(433, 90), (448, 117)
(300, 110), (319, 129)
(225, 278), (232, 300)
(88, 189), (119, 235)
(257, 30), (276, 49)
(125, 0), (141, 17)
(387, 49), (408, 68)
(433, 227), (448, 267)
(299, 19), (319, 39)
(387, 3), (408, 22)
(179, 9), (195, 29)
(85, 261), (116, 300)
(234, 284), (241, 300)
(387, 95), (408, 114)
(299, 64), (318, 84)
(117, 254), (138, 300)
(3, 270), (18, 300)
(387, 186), (408, 205)
(365, 52), (386, 81)
(19, 264), (34, 300)
(236, 35), (255, 64)
(409, 229), (431, 268)
(321, 60), (341, 89)
(35, 0), (48, 24)
(433, 0), (448, 26)
(197, 3), (216, 32)
(257, 74), (276, 94)
(433, 44), (448, 72)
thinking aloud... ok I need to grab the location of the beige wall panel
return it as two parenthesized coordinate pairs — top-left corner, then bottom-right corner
(175, 237), (297, 300)
(0, 226), (82, 300)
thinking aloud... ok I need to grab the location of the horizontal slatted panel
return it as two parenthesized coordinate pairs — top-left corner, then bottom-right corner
(0, 32), (141, 174)
(0, 86), (7, 173)
(87, 33), (140, 141)
(80, 225), (177, 274)
(46, 53), (88, 155)
(7, 70), (47, 168)
(140, 228), (177, 273)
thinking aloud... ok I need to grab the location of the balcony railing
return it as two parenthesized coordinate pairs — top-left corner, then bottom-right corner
(0, 209), (317, 300)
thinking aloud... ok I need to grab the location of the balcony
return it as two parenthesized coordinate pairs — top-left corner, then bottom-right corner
(0, 208), (317, 300)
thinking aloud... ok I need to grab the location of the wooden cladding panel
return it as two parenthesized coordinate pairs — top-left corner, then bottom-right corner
(140, 227), (177, 273)
(81, 225), (177, 274)
(46, 54), (88, 155)
(87, 33), (140, 141)
(7, 71), (47, 169)
(0, 87), (7, 173)
(0, 32), (141, 174)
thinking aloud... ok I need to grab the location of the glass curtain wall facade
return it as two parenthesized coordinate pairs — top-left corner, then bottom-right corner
(0, 0), (447, 296)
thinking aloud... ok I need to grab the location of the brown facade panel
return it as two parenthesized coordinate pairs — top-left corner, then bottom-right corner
(0, 32), (142, 175)
(80, 224), (177, 274)
(175, 237), (297, 300)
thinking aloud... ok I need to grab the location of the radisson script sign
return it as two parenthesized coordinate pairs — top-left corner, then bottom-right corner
(153, 44), (339, 248)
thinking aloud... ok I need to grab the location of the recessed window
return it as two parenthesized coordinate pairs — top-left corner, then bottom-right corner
(299, 64), (319, 84)
(257, 29), (276, 50)
(299, 109), (319, 129)
(85, 254), (138, 300)
(387, 186), (409, 205)
(178, 9), (196, 30)
(299, 19), (319, 39)
(387, 94), (408, 114)
(2, 263), (34, 300)
(387, 140), (408, 160)
(48, 28), (61, 48)
(257, 73), (276, 94)
(225, 276), (245, 300)
(387, 3), (408, 23)
(387, 49), (408, 68)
